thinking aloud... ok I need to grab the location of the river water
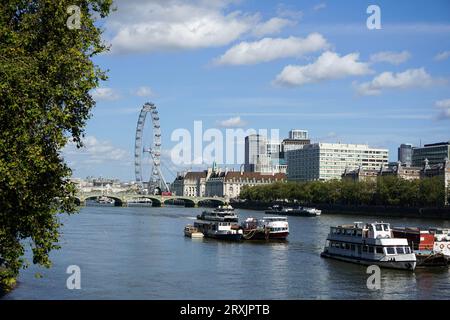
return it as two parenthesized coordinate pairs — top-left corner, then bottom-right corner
(2, 206), (450, 300)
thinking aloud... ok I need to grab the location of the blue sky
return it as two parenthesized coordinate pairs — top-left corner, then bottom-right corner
(64, 0), (450, 181)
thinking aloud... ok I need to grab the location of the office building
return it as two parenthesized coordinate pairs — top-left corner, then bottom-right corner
(289, 129), (308, 140)
(244, 134), (268, 172)
(412, 141), (450, 167)
(287, 143), (389, 181)
(398, 143), (413, 167)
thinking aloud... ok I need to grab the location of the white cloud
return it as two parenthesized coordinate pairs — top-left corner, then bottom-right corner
(64, 136), (129, 165)
(435, 51), (450, 61)
(252, 17), (295, 38)
(215, 33), (330, 65)
(217, 116), (247, 127)
(370, 51), (411, 65)
(134, 86), (154, 97)
(91, 88), (120, 101)
(107, 0), (295, 54)
(276, 4), (303, 20)
(356, 68), (434, 96)
(313, 3), (327, 11)
(273, 51), (373, 87)
(436, 99), (450, 118)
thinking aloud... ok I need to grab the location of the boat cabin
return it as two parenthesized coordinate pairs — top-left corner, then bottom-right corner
(330, 222), (392, 239)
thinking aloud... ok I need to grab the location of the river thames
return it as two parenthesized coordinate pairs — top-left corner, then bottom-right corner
(3, 206), (450, 300)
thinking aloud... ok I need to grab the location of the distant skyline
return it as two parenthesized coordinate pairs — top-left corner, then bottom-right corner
(63, 0), (450, 181)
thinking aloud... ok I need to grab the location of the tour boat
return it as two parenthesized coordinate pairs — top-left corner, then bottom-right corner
(194, 205), (243, 241)
(241, 217), (289, 240)
(126, 198), (153, 207)
(184, 225), (204, 239)
(197, 205), (239, 222)
(266, 205), (321, 217)
(321, 222), (417, 270)
(86, 196), (115, 206)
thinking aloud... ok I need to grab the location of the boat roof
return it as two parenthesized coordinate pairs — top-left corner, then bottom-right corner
(263, 217), (288, 221)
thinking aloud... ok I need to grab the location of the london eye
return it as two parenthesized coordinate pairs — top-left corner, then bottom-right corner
(134, 102), (169, 194)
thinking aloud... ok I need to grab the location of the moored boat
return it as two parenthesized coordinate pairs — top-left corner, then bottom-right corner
(197, 205), (238, 222)
(241, 217), (289, 240)
(126, 198), (153, 207)
(86, 196), (115, 206)
(321, 222), (416, 271)
(193, 205), (243, 241)
(265, 205), (321, 217)
(392, 227), (450, 267)
(184, 225), (204, 239)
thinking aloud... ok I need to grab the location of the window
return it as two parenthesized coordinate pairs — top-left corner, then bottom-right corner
(396, 247), (405, 254)
(368, 246), (374, 253)
(351, 244), (356, 251)
(363, 246), (368, 253)
(376, 247), (384, 254)
(375, 224), (383, 231)
(386, 247), (395, 255)
(405, 247), (411, 254)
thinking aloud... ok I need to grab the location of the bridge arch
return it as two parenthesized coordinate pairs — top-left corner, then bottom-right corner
(163, 197), (196, 207)
(84, 195), (123, 206)
(197, 198), (227, 207)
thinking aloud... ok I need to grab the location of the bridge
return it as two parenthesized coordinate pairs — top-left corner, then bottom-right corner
(75, 192), (228, 207)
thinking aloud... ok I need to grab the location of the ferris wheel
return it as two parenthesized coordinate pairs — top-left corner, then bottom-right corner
(134, 102), (169, 194)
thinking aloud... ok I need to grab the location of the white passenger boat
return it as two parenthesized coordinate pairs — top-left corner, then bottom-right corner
(197, 205), (239, 222)
(265, 205), (321, 217)
(126, 198), (153, 207)
(86, 196), (115, 206)
(193, 205), (243, 241)
(241, 217), (289, 240)
(321, 222), (416, 271)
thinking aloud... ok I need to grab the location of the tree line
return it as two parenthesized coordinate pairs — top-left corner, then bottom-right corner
(239, 176), (448, 207)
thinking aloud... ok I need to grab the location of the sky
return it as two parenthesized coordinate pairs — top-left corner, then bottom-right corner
(63, 0), (450, 182)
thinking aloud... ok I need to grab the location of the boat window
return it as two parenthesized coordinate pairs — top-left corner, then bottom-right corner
(363, 246), (368, 252)
(382, 224), (390, 231)
(405, 247), (411, 254)
(376, 247), (384, 254)
(396, 247), (405, 254)
(375, 224), (383, 231)
(386, 247), (395, 255)
(368, 246), (374, 253)
(340, 243), (345, 249)
(345, 243), (350, 250)
(351, 244), (355, 251)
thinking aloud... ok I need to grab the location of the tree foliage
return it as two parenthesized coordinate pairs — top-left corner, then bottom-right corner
(240, 176), (447, 208)
(0, 0), (112, 291)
